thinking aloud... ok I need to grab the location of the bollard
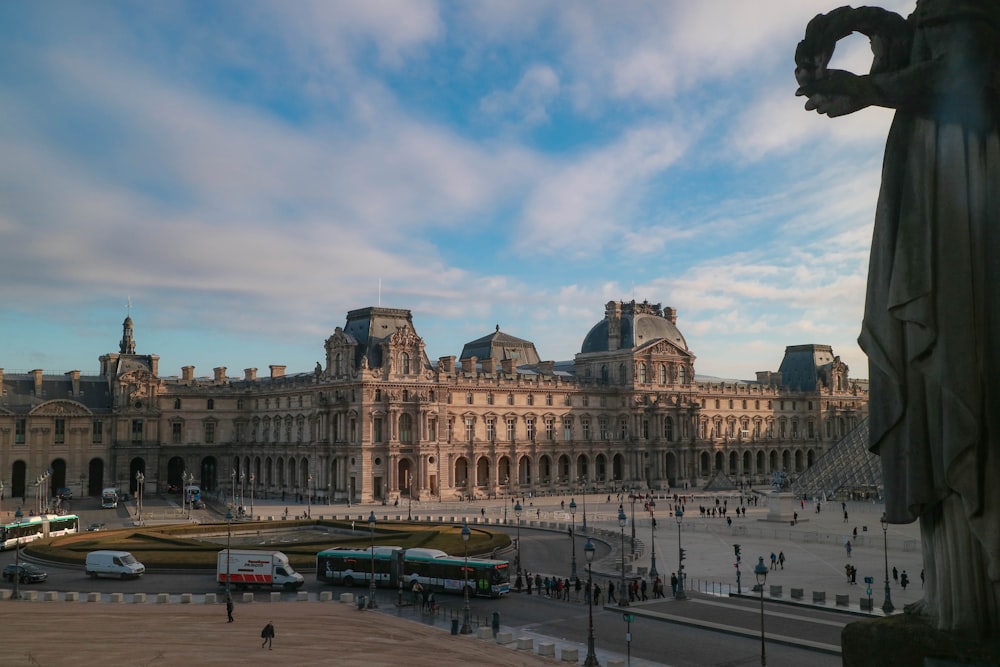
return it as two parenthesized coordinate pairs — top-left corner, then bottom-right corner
(357, 595), (366, 610)
(451, 618), (459, 635)
(492, 611), (500, 637)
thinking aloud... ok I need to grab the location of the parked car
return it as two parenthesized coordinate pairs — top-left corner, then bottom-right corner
(86, 522), (105, 532)
(2, 563), (48, 583)
(56, 487), (73, 499)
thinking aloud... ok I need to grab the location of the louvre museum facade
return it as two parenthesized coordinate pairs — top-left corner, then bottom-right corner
(0, 300), (868, 506)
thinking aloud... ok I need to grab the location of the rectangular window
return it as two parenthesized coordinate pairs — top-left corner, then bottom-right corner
(641, 419), (649, 440)
(428, 419), (437, 441)
(235, 423), (244, 443)
(486, 418), (496, 442)
(506, 418), (516, 441)
(15, 419), (25, 444)
(207, 398), (215, 410)
(582, 418), (591, 440)
(545, 419), (554, 441)
(92, 419), (103, 444)
(373, 418), (383, 443)
(599, 417), (609, 441)
(526, 418), (536, 441)
(618, 419), (628, 439)
(205, 421), (215, 444)
(55, 418), (65, 444)
(563, 418), (572, 441)
(465, 417), (475, 442)
(172, 422), (182, 444)
(599, 396), (607, 408)
(131, 419), (143, 444)
(582, 395), (589, 407)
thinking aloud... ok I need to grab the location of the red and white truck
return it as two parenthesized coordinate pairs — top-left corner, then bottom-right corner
(217, 549), (304, 590)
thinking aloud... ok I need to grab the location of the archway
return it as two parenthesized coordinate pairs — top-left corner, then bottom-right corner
(11, 460), (27, 500)
(538, 455), (552, 485)
(557, 454), (570, 484)
(475, 456), (490, 488)
(398, 458), (414, 494)
(166, 456), (185, 490)
(51, 458), (67, 496)
(517, 455), (532, 486)
(594, 454), (608, 483)
(201, 456), (218, 492)
(612, 454), (624, 486)
(454, 457), (469, 490)
(88, 458), (105, 496)
(129, 458), (146, 494)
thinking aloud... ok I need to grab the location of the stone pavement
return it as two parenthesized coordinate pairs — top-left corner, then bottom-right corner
(1, 599), (558, 667)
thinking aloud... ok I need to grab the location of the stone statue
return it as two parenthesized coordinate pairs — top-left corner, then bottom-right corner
(796, 1), (1000, 637)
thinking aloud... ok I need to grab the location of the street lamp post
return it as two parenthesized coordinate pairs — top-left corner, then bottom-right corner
(307, 474), (313, 518)
(250, 474), (255, 518)
(581, 477), (588, 533)
(231, 469), (236, 508)
(460, 522), (473, 634)
(503, 477), (509, 523)
(618, 505), (628, 607)
(407, 482), (412, 521)
(584, 538), (600, 667)
(649, 499), (658, 580)
(12, 506), (23, 600)
(225, 508), (233, 598)
(135, 471), (144, 525)
(629, 489), (638, 554)
(881, 513), (894, 614)
(514, 500), (522, 574)
(367, 511), (378, 609)
(754, 556), (768, 666)
(239, 473), (245, 514)
(675, 507), (686, 599)
(569, 498), (578, 582)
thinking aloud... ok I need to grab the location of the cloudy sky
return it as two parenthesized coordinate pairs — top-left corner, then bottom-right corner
(0, 0), (915, 381)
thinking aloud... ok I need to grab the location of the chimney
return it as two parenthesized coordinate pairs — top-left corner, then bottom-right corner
(66, 370), (81, 396)
(438, 356), (455, 373)
(213, 367), (227, 382)
(0, 368), (4, 390)
(500, 359), (515, 375)
(538, 361), (554, 374)
(245, 368), (257, 381)
(481, 358), (496, 374)
(269, 365), (286, 379)
(664, 307), (677, 325)
(182, 366), (195, 382)
(461, 357), (476, 374)
(31, 369), (43, 396)
(149, 355), (159, 377)
(606, 301), (622, 352)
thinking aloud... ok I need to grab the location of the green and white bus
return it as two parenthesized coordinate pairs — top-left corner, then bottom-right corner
(0, 513), (80, 551)
(316, 546), (510, 598)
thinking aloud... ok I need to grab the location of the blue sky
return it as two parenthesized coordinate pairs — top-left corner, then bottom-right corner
(0, 1), (914, 381)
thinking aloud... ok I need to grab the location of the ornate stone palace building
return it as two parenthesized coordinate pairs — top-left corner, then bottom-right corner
(0, 300), (867, 506)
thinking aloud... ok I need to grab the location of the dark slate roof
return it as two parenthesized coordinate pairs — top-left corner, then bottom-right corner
(460, 326), (541, 365)
(581, 302), (688, 354)
(0, 373), (112, 414)
(776, 344), (836, 392)
(343, 306), (422, 370)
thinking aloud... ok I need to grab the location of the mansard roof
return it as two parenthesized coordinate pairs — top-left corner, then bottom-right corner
(776, 344), (838, 392)
(460, 326), (541, 366)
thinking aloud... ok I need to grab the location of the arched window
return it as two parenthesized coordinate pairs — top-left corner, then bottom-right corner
(401, 352), (410, 374)
(335, 353), (343, 376)
(678, 365), (687, 384)
(618, 364), (627, 385)
(659, 364), (667, 384)
(600, 365), (609, 384)
(638, 363), (647, 384)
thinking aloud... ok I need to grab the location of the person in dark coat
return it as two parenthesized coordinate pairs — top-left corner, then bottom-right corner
(260, 621), (275, 650)
(226, 595), (234, 623)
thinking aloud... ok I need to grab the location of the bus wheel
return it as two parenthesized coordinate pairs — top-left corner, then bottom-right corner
(343, 576), (354, 587)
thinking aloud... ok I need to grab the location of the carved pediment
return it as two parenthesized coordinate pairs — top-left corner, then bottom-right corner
(29, 400), (93, 416)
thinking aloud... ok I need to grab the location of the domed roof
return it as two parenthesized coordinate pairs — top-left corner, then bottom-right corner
(581, 300), (687, 354)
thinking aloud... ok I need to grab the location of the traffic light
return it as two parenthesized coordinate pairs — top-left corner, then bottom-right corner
(679, 548), (686, 564)
(733, 544), (742, 561)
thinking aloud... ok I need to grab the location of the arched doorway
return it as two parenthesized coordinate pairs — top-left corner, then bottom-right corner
(201, 456), (218, 492)
(51, 458), (67, 496)
(612, 454), (624, 485)
(475, 456), (490, 489)
(398, 458), (414, 494)
(167, 456), (185, 490)
(454, 457), (469, 493)
(88, 458), (105, 496)
(11, 460), (27, 500)
(129, 458), (146, 494)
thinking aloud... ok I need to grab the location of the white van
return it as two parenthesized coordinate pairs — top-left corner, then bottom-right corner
(85, 550), (145, 579)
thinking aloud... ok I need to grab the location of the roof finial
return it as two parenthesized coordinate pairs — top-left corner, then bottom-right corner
(496, 324), (500, 332)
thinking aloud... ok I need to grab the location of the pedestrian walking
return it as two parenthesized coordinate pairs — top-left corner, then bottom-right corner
(900, 571), (910, 590)
(845, 540), (852, 558)
(892, 566), (898, 582)
(778, 551), (785, 570)
(607, 580), (616, 603)
(593, 583), (601, 605)
(640, 578), (648, 601)
(226, 595), (234, 623)
(670, 572), (678, 596)
(575, 576), (582, 601)
(770, 552), (777, 570)
(260, 621), (275, 650)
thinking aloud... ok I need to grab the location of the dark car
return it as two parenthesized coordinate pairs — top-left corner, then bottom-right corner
(56, 487), (73, 499)
(2, 563), (48, 583)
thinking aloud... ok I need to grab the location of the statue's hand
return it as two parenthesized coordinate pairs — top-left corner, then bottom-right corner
(796, 69), (872, 117)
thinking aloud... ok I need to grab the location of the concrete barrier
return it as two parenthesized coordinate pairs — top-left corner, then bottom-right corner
(538, 642), (555, 657)
(812, 591), (826, 604)
(769, 585), (782, 598)
(297, 591), (309, 601)
(204, 593), (217, 604)
(22, 590), (38, 601)
(242, 592), (254, 603)
(835, 594), (850, 607)
(475, 627), (491, 640)
(516, 637), (533, 650)
(44, 591), (59, 601)
(607, 660), (626, 667)
(319, 591), (333, 601)
(790, 588), (804, 600)
(495, 631), (513, 644)
(270, 592), (281, 602)
(133, 593), (146, 603)
(109, 593), (123, 603)
(0, 590), (10, 600)
(157, 593), (170, 604)
(181, 593), (193, 604)
(560, 647), (579, 662)
(87, 592), (100, 602)
(860, 597), (873, 611)
(339, 593), (355, 604)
